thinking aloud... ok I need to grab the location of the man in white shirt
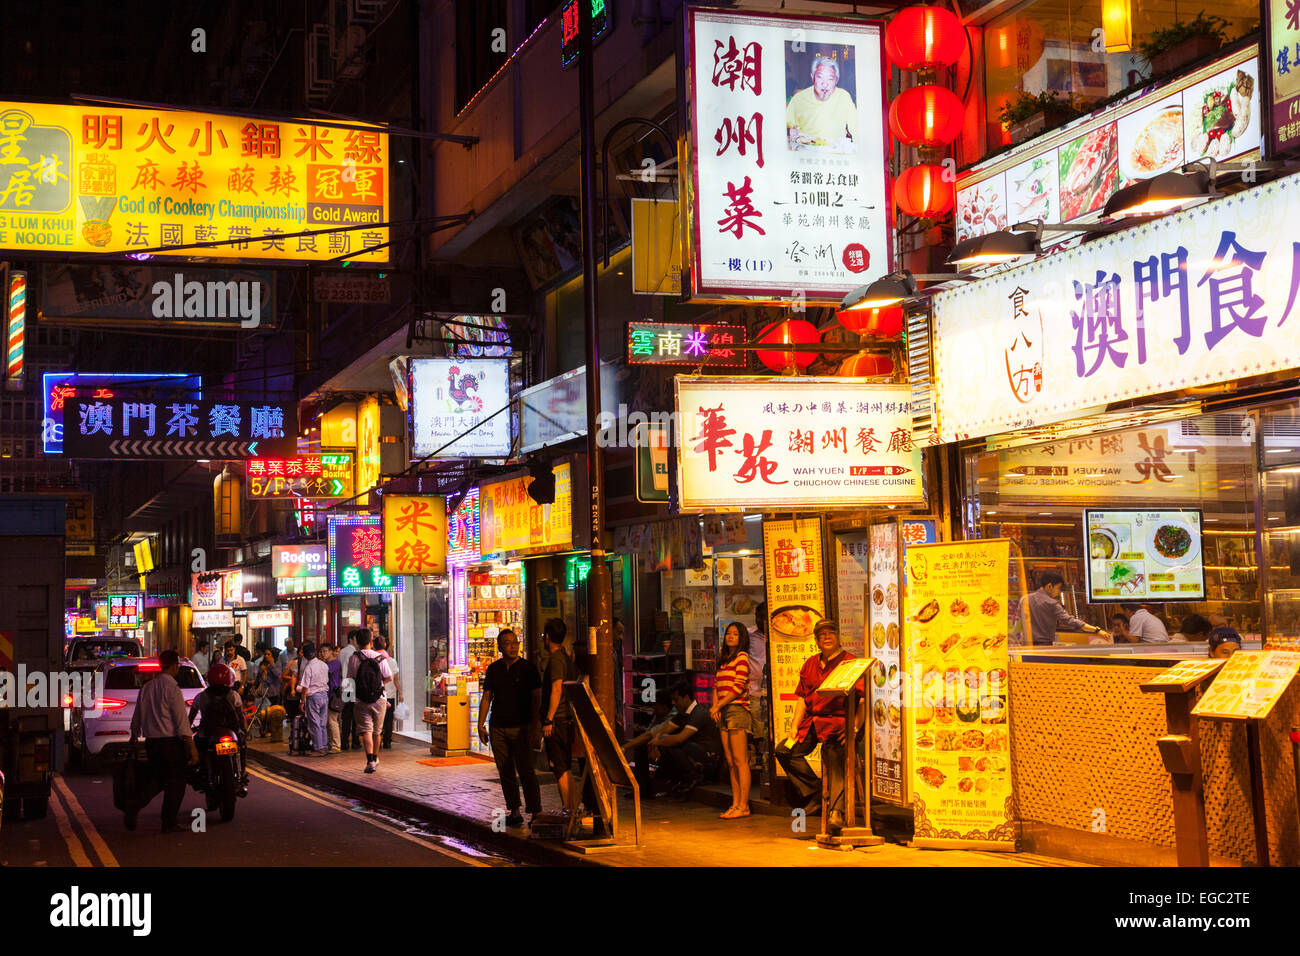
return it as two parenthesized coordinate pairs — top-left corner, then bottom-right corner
(127, 649), (198, 832)
(222, 641), (247, 691)
(375, 635), (402, 749)
(296, 642), (331, 756)
(1122, 604), (1172, 643)
(346, 630), (393, 772)
(337, 631), (359, 750)
(190, 636), (210, 677)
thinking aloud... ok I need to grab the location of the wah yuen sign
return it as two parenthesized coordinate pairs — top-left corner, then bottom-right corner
(674, 377), (922, 510)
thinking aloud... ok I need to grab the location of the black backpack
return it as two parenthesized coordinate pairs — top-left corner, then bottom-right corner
(354, 652), (384, 704)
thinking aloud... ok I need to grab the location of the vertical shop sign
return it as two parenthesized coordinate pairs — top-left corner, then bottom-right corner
(762, 517), (826, 774)
(1266, 0), (1300, 157)
(903, 540), (1015, 850)
(382, 494), (447, 575)
(355, 395), (381, 505)
(328, 515), (403, 595)
(867, 521), (904, 804)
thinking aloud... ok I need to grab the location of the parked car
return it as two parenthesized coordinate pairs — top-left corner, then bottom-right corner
(65, 637), (143, 671)
(69, 658), (205, 770)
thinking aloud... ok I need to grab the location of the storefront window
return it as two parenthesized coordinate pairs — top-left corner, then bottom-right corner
(984, 0), (1259, 148)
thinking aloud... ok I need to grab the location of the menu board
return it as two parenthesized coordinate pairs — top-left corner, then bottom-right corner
(763, 517), (826, 775)
(903, 540), (1015, 850)
(1191, 651), (1300, 720)
(835, 531), (870, 660)
(1140, 659), (1225, 692)
(1084, 509), (1205, 603)
(867, 521), (904, 804)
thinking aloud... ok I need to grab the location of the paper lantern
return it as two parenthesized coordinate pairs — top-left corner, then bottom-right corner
(838, 351), (895, 377)
(888, 85), (964, 147)
(894, 164), (954, 219)
(756, 319), (819, 372)
(885, 6), (965, 72)
(1102, 0), (1132, 53)
(838, 304), (904, 338)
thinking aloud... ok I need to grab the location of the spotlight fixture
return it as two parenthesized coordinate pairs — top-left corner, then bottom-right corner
(1103, 167), (1215, 218)
(839, 269), (971, 311)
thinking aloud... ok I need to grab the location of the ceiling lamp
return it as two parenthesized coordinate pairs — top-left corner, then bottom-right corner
(885, 6), (966, 75)
(894, 164), (954, 219)
(888, 85), (964, 151)
(756, 319), (820, 373)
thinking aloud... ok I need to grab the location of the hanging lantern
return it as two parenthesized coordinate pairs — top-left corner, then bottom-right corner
(1101, 0), (1132, 52)
(885, 6), (965, 73)
(838, 351), (895, 377)
(888, 85), (964, 148)
(894, 164), (954, 219)
(756, 319), (820, 372)
(838, 303), (905, 338)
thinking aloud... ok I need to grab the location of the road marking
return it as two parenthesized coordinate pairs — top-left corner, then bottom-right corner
(48, 781), (93, 867)
(52, 774), (119, 868)
(245, 767), (489, 867)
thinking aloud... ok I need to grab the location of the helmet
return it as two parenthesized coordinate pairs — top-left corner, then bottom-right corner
(207, 661), (235, 687)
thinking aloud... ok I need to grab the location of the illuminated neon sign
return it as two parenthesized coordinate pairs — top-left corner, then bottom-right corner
(108, 593), (142, 628)
(626, 321), (746, 368)
(328, 515), (403, 595)
(246, 453), (353, 499)
(42, 371), (201, 454)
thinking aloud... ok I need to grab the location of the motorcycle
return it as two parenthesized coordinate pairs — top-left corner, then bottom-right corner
(192, 729), (249, 822)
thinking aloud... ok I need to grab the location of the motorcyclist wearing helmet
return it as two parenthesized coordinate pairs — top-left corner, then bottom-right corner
(189, 661), (249, 786)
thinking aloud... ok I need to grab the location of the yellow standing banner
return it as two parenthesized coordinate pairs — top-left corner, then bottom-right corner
(382, 495), (447, 576)
(903, 539), (1016, 850)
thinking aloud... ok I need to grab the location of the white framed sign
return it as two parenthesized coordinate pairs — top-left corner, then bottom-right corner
(933, 170), (1300, 442)
(246, 608), (294, 628)
(192, 609), (234, 629)
(685, 8), (890, 302)
(410, 358), (512, 458)
(674, 376), (922, 510)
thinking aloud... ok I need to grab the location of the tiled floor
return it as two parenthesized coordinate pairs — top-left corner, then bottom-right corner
(248, 737), (1068, 867)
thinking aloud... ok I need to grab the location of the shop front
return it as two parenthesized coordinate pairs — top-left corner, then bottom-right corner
(272, 543), (331, 647)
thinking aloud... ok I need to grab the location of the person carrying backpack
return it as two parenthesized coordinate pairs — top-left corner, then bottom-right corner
(344, 628), (392, 773)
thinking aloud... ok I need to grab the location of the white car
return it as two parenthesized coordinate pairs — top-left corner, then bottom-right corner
(70, 657), (206, 769)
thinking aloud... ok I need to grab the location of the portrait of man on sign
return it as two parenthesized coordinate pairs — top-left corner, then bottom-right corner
(785, 46), (859, 154)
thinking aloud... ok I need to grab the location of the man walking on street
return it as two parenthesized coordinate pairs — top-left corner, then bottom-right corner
(375, 635), (402, 749)
(478, 628), (542, 827)
(337, 631), (360, 751)
(346, 628), (392, 773)
(323, 644), (343, 753)
(126, 649), (199, 833)
(540, 618), (577, 814)
(297, 642), (330, 756)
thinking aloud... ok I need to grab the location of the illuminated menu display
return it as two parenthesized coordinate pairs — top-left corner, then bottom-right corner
(108, 593), (142, 628)
(1084, 509), (1204, 603)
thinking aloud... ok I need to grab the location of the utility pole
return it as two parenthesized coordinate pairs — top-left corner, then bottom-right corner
(578, 0), (614, 720)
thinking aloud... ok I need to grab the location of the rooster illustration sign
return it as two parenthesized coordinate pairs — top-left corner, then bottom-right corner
(410, 357), (512, 458)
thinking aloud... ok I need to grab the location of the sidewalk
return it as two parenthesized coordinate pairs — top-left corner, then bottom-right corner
(247, 736), (1070, 868)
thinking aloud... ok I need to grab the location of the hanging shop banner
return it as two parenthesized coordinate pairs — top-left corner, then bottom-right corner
(903, 540), (1015, 850)
(271, 544), (328, 578)
(675, 377), (922, 509)
(630, 197), (682, 295)
(447, 488), (481, 564)
(626, 321), (746, 368)
(246, 453), (353, 499)
(0, 102), (389, 262)
(62, 397), (294, 459)
(190, 573), (223, 611)
(410, 357), (512, 459)
(1264, 4), (1300, 158)
(1191, 650), (1300, 720)
(934, 169), (1300, 443)
(955, 45), (1260, 245)
(382, 494), (448, 575)
(64, 491), (94, 556)
(479, 461), (574, 557)
(246, 608), (293, 628)
(762, 517), (826, 769)
(108, 593), (142, 629)
(867, 521), (905, 804)
(327, 515), (402, 595)
(42, 371), (201, 455)
(40, 264), (275, 329)
(355, 395), (382, 504)
(685, 9), (890, 301)
(191, 609), (234, 629)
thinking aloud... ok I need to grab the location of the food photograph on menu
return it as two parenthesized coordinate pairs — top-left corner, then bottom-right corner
(1084, 509), (1205, 602)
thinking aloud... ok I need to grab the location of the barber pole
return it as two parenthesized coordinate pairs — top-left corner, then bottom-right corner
(5, 269), (25, 390)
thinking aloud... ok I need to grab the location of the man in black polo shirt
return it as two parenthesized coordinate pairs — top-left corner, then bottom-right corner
(478, 628), (542, 827)
(622, 681), (722, 798)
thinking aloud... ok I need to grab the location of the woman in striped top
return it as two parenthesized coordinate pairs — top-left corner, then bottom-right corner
(711, 621), (752, 819)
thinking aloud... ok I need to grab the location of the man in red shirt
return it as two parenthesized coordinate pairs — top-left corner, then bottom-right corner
(774, 619), (865, 830)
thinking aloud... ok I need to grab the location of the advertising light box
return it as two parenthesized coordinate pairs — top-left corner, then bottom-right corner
(410, 358), (512, 459)
(272, 544), (329, 578)
(328, 515), (403, 595)
(1084, 509), (1205, 603)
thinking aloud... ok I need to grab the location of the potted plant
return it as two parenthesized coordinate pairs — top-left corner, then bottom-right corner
(1138, 12), (1228, 77)
(997, 90), (1083, 144)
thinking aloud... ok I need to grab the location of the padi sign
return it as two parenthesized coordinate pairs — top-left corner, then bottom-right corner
(151, 273), (262, 328)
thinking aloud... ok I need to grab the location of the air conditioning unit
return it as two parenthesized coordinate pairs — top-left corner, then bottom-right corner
(336, 24), (368, 79)
(306, 23), (335, 103)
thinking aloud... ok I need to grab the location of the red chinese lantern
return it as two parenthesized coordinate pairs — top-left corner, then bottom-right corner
(838, 304), (904, 338)
(756, 319), (819, 372)
(894, 164), (954, 219)
(885, 6), (966, 72)
(838, 351), (896, 377)
(888, 85), (964, 148)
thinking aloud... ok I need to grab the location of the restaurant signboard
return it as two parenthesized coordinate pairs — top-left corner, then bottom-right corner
(626, 321), (746, 368)
(63, 397), (294, 459)
(1264, 1), (1300, 157)
(903, 539), (1015, 850)
(933, 169), (1300, 442)
(685, 9), (889, 301)
(479, 461), (575, 557)
(382, 494), (447, 575)
(675, 377), (922, 510)
(42, 371), (201, 455)
(0, 101), (389, 262)
(867, 521), (905, 804)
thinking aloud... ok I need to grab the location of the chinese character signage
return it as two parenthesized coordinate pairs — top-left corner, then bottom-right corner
(0, 102), (389, 262)
(328, 515), (403, 595)
(382, 494), (447, 575)
(447, 488), (481, 564)
(626, 321), (746, 367)
(956, 46), (1260, 245)
(933, 169), (1300, 442)
(271, 544), (328, 578)
(480, 461), (574, 557)
(246, 609), (293, 628)
(62, 397), (294, 459)
(674, 377), (922, 510)
(1266, 2), (1300, 157)
(246, 453), (353, 499)
(191, 609), (233, 630)
(410, 358), (512, 459)
(686, 9), (889, 301)
(903, 540), (1015, 850)
(42, 371), (201, 455)
(312, 272), (390, 304)
(1084, 509), (1205, 602)
(1191, 650), (1300, 720)
(108, 593), (142, 628)
(559, 0), (612, 70)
